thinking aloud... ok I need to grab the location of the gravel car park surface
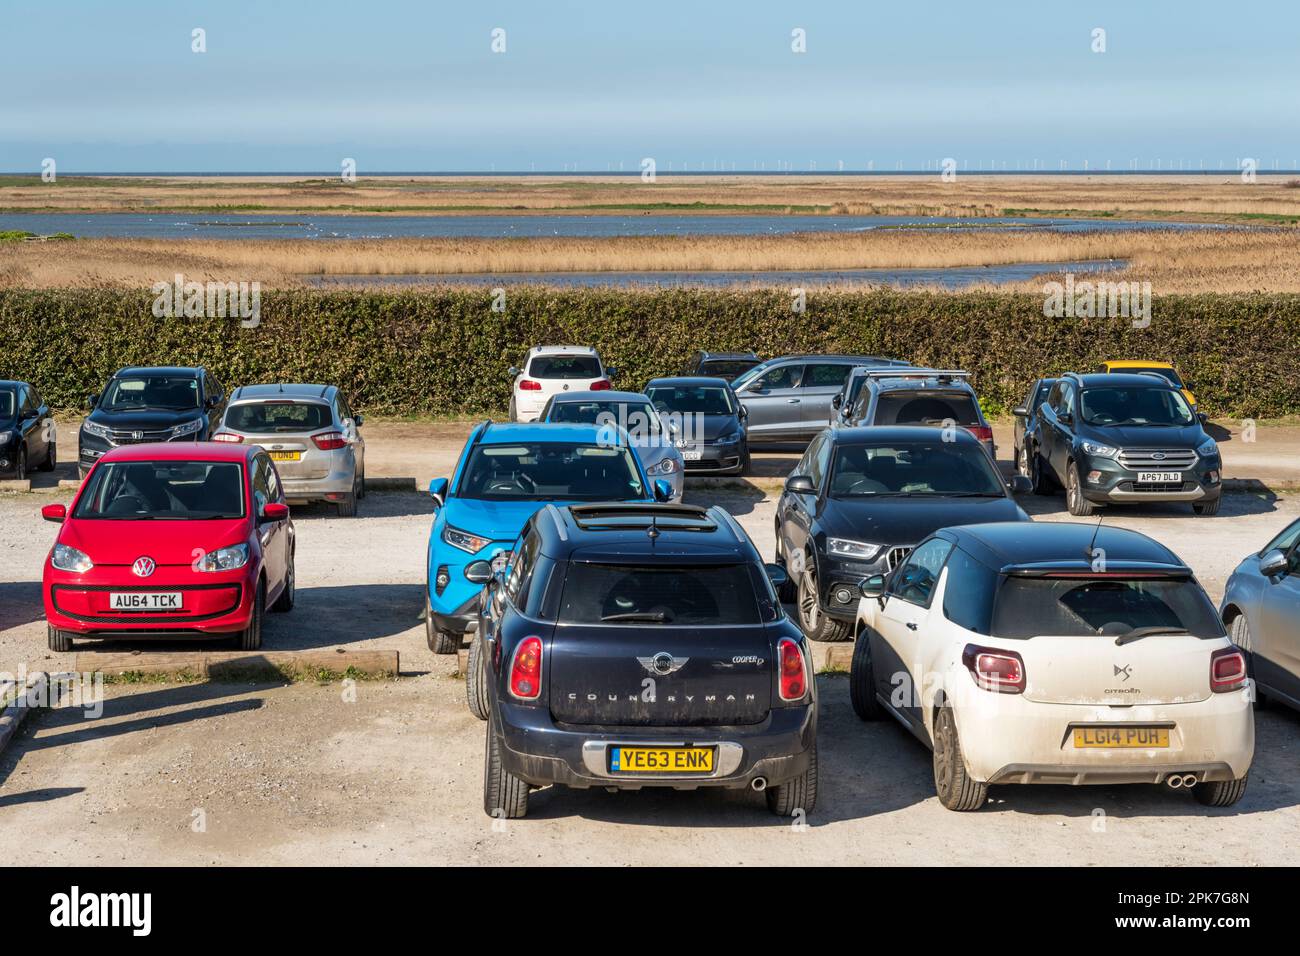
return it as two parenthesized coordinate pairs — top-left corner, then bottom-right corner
(2, 429), (1299, 865)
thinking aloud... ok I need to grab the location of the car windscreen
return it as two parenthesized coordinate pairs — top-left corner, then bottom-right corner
(828, 441), (1005, 497)
(547, 400), (659, 435)
(874, 390), (981, 426)
(457, 442), (645, 501)
(647, 385), (735, 415)
(73, 461), (245, 519)
(1080, 387), (1194, 426)
(225, 401), (331, 433)
(557, 563), (760, 625)
(0, 389), (14, 418)
(102, 375), (200, 412)
(989, 577), (1225, 640)
(527, 355), (601, 379)
(700, 360), (758, 379)
(1122, 367), (1184, 388)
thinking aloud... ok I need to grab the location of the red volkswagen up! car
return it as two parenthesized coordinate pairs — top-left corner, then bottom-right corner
(42, 442), (295, 651)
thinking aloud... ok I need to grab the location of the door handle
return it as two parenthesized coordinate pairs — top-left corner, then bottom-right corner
(786, 399), (800, 404)
(906, 622), (918, 631)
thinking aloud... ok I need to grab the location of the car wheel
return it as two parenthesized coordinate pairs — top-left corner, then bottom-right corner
(1030, 450), (1054, 495)
(1193, 775), (1248, 807)
(1229, 615), (1266, 709)
(849, 627), (883, 720)
(13, 446), (26, 481)
(1015, 445), (1029, 478)
(797, 566), (851, 642)
(47, 624), (72, 652)
(766, 741), (818, 817)
(739, 449), (751, 476)
(356, 465), (366, 500)
(466, 633), (490, 721)
(1065, 464), (1097, 517)
(1193, 497), (1221, 516)
(483, 719), (530, 819)
(336, 490), (357, 517)
(271, 551), (295, 612)
(932, 706), (987, 811)
(39, 441), (56, 472)
(238, 580), (266, 650)
(507, 398), (518, 423)
(425, 593), (461, 654)
(773, 529), (797, 603)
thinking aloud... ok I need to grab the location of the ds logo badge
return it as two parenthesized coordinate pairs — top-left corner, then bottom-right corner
(1113, 664), (1133, 682)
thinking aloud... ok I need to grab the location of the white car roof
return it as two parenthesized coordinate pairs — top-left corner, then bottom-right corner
(527, 345), (599, 358)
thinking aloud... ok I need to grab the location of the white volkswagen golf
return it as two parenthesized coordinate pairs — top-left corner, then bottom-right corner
(850, 522), (1253, 811)
(508, 346), (613, 423)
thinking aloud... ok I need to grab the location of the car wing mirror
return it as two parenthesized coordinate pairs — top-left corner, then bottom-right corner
(859, 573), (887, 604)
(784, 474), (816, 495)
(41, 503), (66, 523)
(85, 394), (99, 410)
(831, 394), (843, 409)
(1012, 406), (1029, 418)
(653, 479), (674, 502)
(1008, 475), (1033, 494)
(508, 366), (519, 377)
(354, 413), (364, 427)
(1260, 549), (1289, 577)
(428, 477), (449, 507)
(1197, 412), (1208, 425)
(464, 560), (493, 584)
(764, 562), (789, 591)
(261, 502), (289, 522)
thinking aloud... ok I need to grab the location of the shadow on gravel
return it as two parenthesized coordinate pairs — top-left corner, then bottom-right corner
(1018, 491), (1280, 520)
(0, 786), (85, 808)
(0, 580), (45, 631)
(287, 490), (435, 521)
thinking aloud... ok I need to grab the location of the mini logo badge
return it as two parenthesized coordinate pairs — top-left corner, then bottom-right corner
(132, 556), (156, 578)
(638, 651), (688, 676)
(1114, 664), (1133, 682)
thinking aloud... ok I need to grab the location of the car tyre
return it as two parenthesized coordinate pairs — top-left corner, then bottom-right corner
(766, 741), (818, 817)
(238, 580), (265, 650)
(1228, 615), (1266, 709)
(796, 566), (851, 642)
(336, 490), (357, 518)
(483, 720), (530, 819)
(739, 448), (751, 476)
(425, 594), (461, 654)
(932, 706), (987, 811)
(39, 441), (56, 472)
(271, 551), (295, 612)
(1065, 464), (1097, 517)
(773, 529), (797, 603)
(47, 624), (72, 652)
(1193, 775), (1248, 808)
(849, 627), (883, 720)
(356, 465), (367, 500)
(1193, 497), (1221, 516)
(1029, 450), (1055, 495)
(13, 446), (26, 481)
(466, 633), (489, 721)
(507, 398), (518, 423)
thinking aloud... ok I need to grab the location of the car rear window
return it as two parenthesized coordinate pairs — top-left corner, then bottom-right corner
(557, 563), (760, 626)
(528, 356), (601, 379)
(225, 401), (332, 433)
(699, 360), (758, 378)
(74, 461), (245, 519)
(989, 577), (1225, 640)
(874, 391), (981, 426)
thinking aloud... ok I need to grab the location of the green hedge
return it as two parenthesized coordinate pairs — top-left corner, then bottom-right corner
(2, 288), (1298, 418)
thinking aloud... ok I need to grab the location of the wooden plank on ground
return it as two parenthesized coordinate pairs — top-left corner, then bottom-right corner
(74, 649), (400, 680)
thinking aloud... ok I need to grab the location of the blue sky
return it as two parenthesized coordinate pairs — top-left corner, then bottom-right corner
(1, 0), (1297, 172)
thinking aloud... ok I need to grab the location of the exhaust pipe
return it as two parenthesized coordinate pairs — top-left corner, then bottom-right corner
(750, 777), (767, 792)
(1167, 774), (1185, 789)
(1182, 773), (1198, 788)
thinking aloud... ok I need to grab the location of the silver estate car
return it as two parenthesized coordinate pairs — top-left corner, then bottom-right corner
(1221, 517), (1300, 713)
(215, 384), (366, 516)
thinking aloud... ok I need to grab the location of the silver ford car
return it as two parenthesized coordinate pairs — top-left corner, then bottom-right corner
(214, 383), (366, 516)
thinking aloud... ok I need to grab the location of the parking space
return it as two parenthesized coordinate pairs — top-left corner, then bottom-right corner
(1, 423), (1298, 864)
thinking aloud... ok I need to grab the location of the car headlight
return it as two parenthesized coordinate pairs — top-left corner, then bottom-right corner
(1197, 437), (1218, 457)
(1080, 441), (1119, 459)
(195, 544), (249, 572)
(443, 525), (491, 554)
(646, 457), (678, 475)
(52, 544), (94, 573)
(0, 430), (11, 446)
(827, 538), (886, 562)
(715, 431), (741, 445)
(170, 419), (204, 439)
(81, 420), (112, 441)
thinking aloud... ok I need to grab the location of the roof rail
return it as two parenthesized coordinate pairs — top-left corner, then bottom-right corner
(860, 368), (970, 381)
(710, 506), (748, 543)
(543, 503), (569, 541)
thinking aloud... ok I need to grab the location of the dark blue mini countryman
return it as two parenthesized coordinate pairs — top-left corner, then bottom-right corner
(472, 502), (818, 819)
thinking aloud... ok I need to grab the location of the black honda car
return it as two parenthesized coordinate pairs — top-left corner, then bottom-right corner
(775, 426), (1031, 641)
(472, 502), (817, 819)
(78, 366), (227, 478)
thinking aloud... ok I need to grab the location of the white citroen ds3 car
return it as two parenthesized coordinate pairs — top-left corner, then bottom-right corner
(850, 522), (1253, 811)
(508, 346), (613, 423)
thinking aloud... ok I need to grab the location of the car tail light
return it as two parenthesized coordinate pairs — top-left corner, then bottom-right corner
(211, 432), (243, 443)
(518, 380), (542, 391)
(777, 637), (807, 701)
(965, 425), (994, 443)
(589, 379), (612, 391)
(312, 431), (347, 450)
(1210, 647), (1247, 693)
(509, 636), (543, 700)
(962, 644), (1025, 694)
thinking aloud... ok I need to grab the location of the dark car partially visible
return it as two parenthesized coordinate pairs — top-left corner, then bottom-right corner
(0, 379), (57, 479)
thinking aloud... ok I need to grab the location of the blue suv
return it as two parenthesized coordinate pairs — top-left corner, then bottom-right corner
(424, 421), (670, 654)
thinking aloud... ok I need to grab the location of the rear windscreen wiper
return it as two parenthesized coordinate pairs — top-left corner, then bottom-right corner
(600, 611), (669, 623)
(1113, 625), (1190, 646)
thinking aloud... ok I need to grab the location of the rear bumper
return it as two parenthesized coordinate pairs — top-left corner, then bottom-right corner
(281, 469), (355, 501)
(952, 683), (1254, 784)
(494, 700), (816, 790)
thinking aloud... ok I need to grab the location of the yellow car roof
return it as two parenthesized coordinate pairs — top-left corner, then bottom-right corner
(1104, 360), (1176, 370)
